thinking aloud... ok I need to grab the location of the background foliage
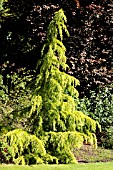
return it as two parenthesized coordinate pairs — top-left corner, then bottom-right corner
(77, 84), (113, 148)
(0, 0), (112, 97)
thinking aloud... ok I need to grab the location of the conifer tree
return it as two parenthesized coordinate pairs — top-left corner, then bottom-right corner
(0, 9), (101, 164)
(28, 9), (101, 163)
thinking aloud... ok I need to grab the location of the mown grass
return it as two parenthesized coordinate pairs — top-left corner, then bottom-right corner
(0, 162), (113, 170)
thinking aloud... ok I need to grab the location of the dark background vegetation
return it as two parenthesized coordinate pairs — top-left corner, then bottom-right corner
(0, 0), (112, 97)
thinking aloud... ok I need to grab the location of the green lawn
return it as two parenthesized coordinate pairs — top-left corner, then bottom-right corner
(0, 163), (113, 170)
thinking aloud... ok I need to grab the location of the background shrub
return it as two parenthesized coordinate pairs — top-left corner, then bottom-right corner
(77, 84), (113, 148)
(0, 63), (36, 135)
(101, 126), (113, 149)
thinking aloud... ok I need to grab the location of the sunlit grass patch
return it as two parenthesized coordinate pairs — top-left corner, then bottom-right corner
(1, 162), (113, 170)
